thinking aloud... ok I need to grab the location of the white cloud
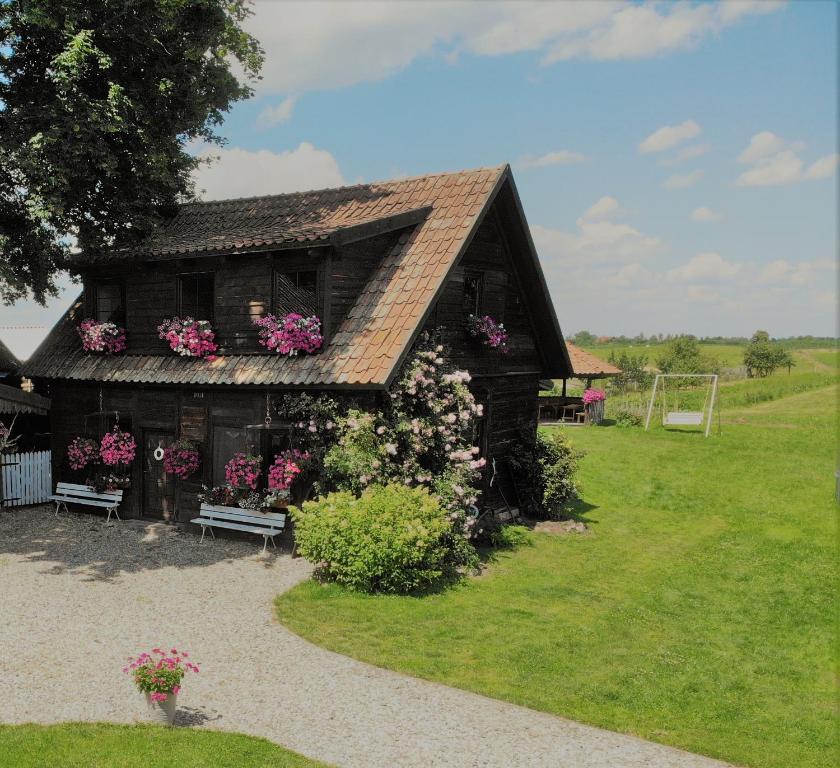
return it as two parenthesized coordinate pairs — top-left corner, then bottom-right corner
(757, 258), (835, 286)
(532, 196), (661, 267)
(193, 143), (345, 200)
(667, 252), (741, 282)
(663, 170), (703, 189)
(581, 195), (620, 220)
(674, 143), (711, 163)
(517, 150), (585, 169)
(247, 1), (785, 94)
(638, 119), (701, 154)
(256, 96), (296, 128)
(736, 131), (838, 187)
(691, 206), (722, 222)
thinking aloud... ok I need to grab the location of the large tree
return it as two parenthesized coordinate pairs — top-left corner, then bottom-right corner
(0, 0), (263, 303)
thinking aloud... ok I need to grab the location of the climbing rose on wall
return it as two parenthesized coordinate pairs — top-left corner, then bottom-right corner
(77, 320), (127, 354)
(100, 428), (137, 466)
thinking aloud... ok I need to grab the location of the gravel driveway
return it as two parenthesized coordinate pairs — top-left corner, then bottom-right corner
(0, 507), (732, 768)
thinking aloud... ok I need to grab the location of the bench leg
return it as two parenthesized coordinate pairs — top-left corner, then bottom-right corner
(262, 535), (268, 553)
(200, 525), (206, 543)
(270, 535), (277, 550)
(106, 506), (121, 523)
(55, 501), (68, 517)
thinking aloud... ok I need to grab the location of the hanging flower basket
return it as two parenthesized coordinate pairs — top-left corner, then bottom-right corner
(268, 448), (311, 492)
(100, 427), (137, 466)
(162, 439), (201, 480)
(158, 317), (218, 359)
(77, 320), (127, 354)
(224, 453), (262, 490)
(466, 314), (508, 351)
(253, 313), (323, 356)
(68, 436), (100, 470)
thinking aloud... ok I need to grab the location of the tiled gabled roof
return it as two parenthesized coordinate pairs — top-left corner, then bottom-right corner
(26, 166), (529, 387)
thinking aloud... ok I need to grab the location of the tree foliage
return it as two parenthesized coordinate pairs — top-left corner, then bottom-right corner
(744, 331), (795, 377)
(0, 0), (263, 303)
(656, 336), (720, 374)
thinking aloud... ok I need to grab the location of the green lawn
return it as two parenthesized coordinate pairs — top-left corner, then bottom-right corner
(0, 724), (329, 768)
(276, 382), (837, 768)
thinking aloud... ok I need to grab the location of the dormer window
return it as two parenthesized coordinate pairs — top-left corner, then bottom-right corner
(178, 272), (214, 320)
(274, 269), (318, 316)
(92, 282), (124, 323)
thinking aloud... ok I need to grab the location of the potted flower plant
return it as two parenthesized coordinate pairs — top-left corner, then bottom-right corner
(163, 439), (201, 480)
(123, 647), (199, 725)
(253, 313), (323, 356)
(466, 314), (509, 352)
(77, 319), (127, 354)
(158, 317), (218, 359)
(267, 448), (310, 506)
(67, 436), (100, 471)
(100, 427), (137, 466)
(224, 453), (262, 490)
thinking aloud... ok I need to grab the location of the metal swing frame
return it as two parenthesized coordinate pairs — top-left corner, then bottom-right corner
(644, 374), (718, 438)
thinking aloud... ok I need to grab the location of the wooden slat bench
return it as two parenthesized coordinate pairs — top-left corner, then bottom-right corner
(50, 482), (123, 523)
(191, 503), (287, 552)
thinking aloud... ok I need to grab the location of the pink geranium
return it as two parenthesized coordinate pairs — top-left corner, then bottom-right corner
(158, 317), (218, 359)
(100, 427), (137, 466)
(583, 388), (606, 405)
(224, 453), (262, 489)
(466, 315), (508, 351)
(163, 439), (201, 479)
(268, 449), (311, 491)
(253, 313), (323, 356)
(77, 319), (127, 354)
(67, 436), (99, 470)
(124, 647), (199, 703)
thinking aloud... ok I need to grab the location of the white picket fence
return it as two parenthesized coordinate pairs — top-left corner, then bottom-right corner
(1, 450), (52, 507)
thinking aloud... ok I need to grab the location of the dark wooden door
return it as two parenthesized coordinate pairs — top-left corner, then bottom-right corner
(143, 430), (175, 521)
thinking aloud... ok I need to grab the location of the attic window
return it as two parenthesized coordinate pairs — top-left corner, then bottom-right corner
(178, 272), (214, 321)
(92, 283), (124, 324)
(274, 269), (318, 316)
(463, 271), (483, 316)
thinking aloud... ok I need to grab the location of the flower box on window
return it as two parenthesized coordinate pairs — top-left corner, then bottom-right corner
(253, 313), (323, 356)
(77, 320), (127, 354)
(466, 314), (508, 352)
(158, 317), (218, 359)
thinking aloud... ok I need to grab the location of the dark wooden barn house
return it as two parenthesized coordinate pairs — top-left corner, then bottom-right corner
(23, 165), (572, 522)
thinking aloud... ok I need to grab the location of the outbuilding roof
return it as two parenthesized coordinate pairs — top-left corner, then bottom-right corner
(24, 166), (571, 387)
(565, 343), (622, 378)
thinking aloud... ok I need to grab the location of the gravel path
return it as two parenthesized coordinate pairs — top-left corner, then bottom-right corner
(0, 507), (733, 768)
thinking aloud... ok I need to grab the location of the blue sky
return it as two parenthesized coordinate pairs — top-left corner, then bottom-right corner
(4, 0), (837, 357)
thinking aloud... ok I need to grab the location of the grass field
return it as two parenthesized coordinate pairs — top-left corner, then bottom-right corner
(276, 381), (837, 768)
(579, 343), (836, 373)
(0, 724), (328, 768)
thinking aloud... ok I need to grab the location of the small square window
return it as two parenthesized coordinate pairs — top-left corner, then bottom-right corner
(463, 271), (483, 316)
(93, 283), (124, 323)
(178, 273), (214, 320)
(274, 270), (318, 316)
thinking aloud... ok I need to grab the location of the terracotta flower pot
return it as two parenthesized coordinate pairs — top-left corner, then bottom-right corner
(144, 691), (178, 725)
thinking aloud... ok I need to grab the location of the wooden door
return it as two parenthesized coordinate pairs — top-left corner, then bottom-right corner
(143, 430), (175, 521)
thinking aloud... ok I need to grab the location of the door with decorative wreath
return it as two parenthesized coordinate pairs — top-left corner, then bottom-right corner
(143, 430), (175, 521)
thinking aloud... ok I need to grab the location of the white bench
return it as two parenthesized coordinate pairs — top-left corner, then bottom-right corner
(50, 482), (123, 523)
(191, 503), (287, 552)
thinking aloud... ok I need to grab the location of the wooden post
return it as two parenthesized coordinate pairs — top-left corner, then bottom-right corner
(561, 378), (567, 398)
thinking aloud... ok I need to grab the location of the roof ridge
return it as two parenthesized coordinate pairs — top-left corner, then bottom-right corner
(184, 164), (509, 209)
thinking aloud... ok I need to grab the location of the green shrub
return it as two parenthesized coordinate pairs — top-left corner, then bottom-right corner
(489, 524), (532, 549)
(509, 430), (580, 519)
(613, 406), (645, 427)
(291, 483), (476, 593)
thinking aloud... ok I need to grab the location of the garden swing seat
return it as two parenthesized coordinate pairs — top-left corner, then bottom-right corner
(663, 411), (704, 426)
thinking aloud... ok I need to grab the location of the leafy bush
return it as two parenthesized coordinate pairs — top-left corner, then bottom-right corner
(657, 336), (720, 374)
(489, 524), (532, 549)
(612, 404), (645, 427)
(509, 430), (580, 519)
(292, 483), (477, 593)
